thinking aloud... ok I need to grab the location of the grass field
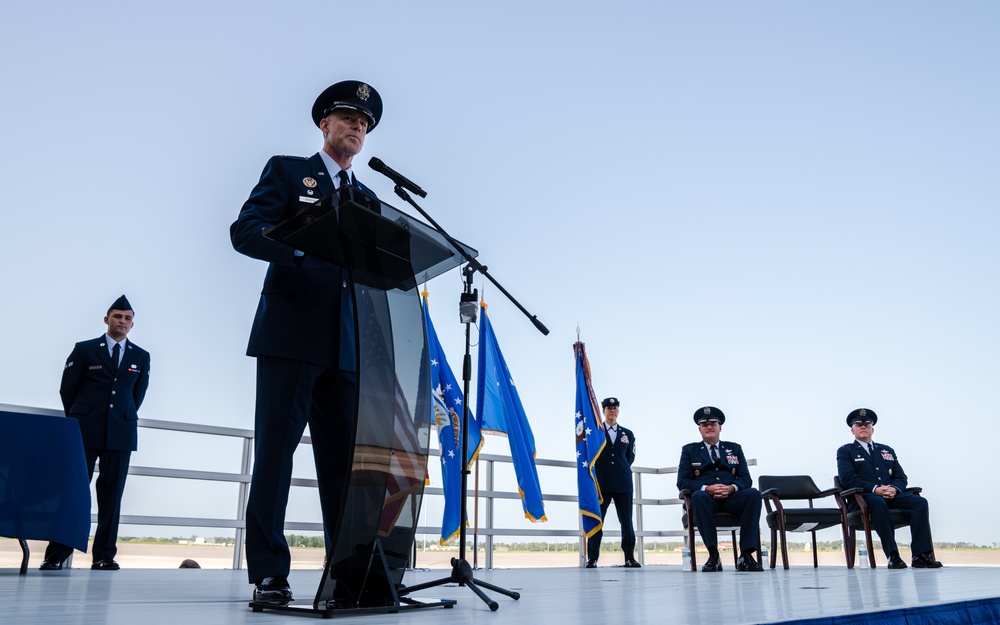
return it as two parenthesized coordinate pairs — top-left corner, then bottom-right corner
(3, 539), (999, 570)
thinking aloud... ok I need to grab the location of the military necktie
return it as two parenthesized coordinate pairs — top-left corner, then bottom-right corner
(111, 342), (120, 373)
(337, 169), (354, 200)
(710, 444), (720, 463)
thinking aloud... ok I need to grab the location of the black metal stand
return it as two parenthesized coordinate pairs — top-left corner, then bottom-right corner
(399, 265), (521, 611)
(387, 186), (549, 337)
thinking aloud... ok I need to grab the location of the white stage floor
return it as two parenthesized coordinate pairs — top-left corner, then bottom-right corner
(4, 563), (999, 624)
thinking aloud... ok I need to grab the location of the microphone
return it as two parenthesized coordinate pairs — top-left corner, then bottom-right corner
(368, 157), (427, 198)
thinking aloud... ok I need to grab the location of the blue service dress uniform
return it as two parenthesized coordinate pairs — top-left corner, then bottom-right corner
(45, 335), (150, 562)
(231, 152), (373, 583)
(836, 440), (933, 556)
(587, 425), (637, 562)
(676, 440), (761, 554)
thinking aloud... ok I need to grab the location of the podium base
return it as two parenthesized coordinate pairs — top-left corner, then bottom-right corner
(249, 596), (456, 619)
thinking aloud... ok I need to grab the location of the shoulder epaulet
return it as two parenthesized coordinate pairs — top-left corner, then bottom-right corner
(276, 154), (310, 161)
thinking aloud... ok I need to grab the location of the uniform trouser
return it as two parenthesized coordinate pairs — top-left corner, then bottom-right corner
(45, 448), (131, 563)
(245, 356), (356, 583)
(689, 487), (762, 554)
(859, 492), (933, 557)
(586, 491), (636, 561)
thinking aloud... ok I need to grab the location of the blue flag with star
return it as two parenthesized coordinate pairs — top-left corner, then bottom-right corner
(422, 294), (482, 545)
(574, 341), (605, 538)
(477, 303), (547, 522)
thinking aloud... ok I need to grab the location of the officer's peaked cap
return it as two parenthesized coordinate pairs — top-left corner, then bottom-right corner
(312, 80), (383, 131)
(847, 408), (878, 426)
(694, 406), (725, 425)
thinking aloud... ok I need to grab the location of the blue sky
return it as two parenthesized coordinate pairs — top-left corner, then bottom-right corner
(2, 2), (998, 546)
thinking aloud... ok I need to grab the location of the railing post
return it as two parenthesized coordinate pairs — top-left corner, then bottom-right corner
(232, 435), (253, 570)
(634, 471), (644, 565)
(485, 458), (495, 569)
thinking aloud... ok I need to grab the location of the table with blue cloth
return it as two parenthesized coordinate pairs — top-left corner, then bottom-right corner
(0, 407), (92, 574)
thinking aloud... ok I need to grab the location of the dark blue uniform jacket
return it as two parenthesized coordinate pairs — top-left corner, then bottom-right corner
(676, 440), (753, 493)
(230, 152), (376, 369)
(595, 425), (636, 494)
(837, 440), (909, 495)
(60, 336), (150, 451)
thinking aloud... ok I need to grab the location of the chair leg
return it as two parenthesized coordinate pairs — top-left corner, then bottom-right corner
(811, 532), (819, 568)
(688, 519), (698, 571)
(862, 524), (877, 568)
(769, 528), (778, 569)
(18, 539), (29, 575)
(778, 530), (788, 570)
(846, 530), (856, 568)
(730, 530), (738, 568)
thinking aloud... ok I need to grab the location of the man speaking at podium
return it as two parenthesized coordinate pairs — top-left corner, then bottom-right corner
(230, 80), (382, 604)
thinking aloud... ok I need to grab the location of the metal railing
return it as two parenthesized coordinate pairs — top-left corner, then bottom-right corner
(2, 403), (752, 570)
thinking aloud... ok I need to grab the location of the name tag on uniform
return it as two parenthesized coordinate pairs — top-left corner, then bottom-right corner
(89, 365), (102, 370)
(854, 458), (865, 462)
(298, 196), (319, 204)
(691, 462), (702, 467)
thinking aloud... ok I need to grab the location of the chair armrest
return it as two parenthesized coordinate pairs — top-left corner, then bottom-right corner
(815, 487), (841, 499)
(905, 486), (922, 495)
(839, 487), (863, 497)
(678, 489), (692, 498)
(760, 488), (779, 499)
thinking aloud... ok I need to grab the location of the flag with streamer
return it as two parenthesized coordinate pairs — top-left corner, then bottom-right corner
(477, 302), (547, 522)
(574, 341), (605, 538)
(422, 293), (482, 545)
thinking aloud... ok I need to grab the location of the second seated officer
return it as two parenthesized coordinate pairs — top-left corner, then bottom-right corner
(586, 397), (641, 568)
(677, 407), (763, 572)
(230, 80), (382, 604)
(836, 408), (942, 569)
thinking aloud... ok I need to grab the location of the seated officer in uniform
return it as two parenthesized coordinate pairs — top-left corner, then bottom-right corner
(836, 408), (942, 569)
(677, 406), (763, 572)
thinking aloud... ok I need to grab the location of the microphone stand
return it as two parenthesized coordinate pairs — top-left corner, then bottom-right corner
(389, 185), (547, 611)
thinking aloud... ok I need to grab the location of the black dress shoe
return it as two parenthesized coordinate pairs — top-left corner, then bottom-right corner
(912, 552), (943, 568)
(624, 559), (642, 568)
(253, 576), (293, 604)
(92, 559), (120, 570)
(39, 559), (64, 571)
(886, 552), (908, 569)
(585, 560), (597, 568)
(701, 554), (723, 572)
(737, 552), (764, 572)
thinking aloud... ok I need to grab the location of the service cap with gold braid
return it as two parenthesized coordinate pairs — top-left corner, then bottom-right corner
(311, 80), (383, 131)
(693, 406), (725, 425)
(847, 408), (877, 426)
